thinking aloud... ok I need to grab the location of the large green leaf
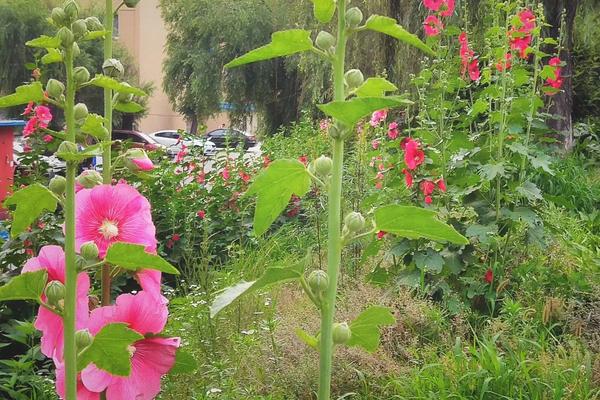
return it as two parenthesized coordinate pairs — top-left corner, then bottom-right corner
(347, 306), (396, 352)
(114, 101), (144, 113)
(88, 75), (146, 97)
(3, 184), (59, 238)
(80, 114), (109, 139)
(354, 78), (398, 98)
(0, 271), (47, 302)
(0, 82), (45, 108)
(317, 96), (408, 126)
(26, 35), (61, 49)
(374, 205), (468, 245)
(104, 243), (180, 275)
(77, 323), (143, 376)
(168, 349), (198, 375)
(41, 48), (63, 65)
(295, 328), (319, 350)
(516, 181), (543, 201)
(414, 249), (444, 274)
(210, 263), (304, 317)
(226, 30), (313, 68)
(246, 159), (311, 236)
(56, 143), (104, 162)
(311, 0), (336, 23)
(365, 15), (434, 56)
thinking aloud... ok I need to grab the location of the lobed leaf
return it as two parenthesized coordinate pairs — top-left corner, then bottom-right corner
(80, 114), (109, 139)
(3, 184), (59, 238)
(225, 30), (313, 68)
(26, 35), (61, 49)
(365, 16), (434, 56)
(354, 78), (398, 98)
(347, 306), (396, 352)
(88, 75), (146, 97)
(56, 143), (104, 162)
(295, 328), (319, 350)
(317, 96), (408, 126)
(41, 48), (63, 65)
(0, 82), (45, 108)
(0, 271), (48, 302)
(374, 205), (468, 245)
(114, 101), (144, 113)
(168, 349), (198, 375)
(310, 0), (336, 23)
(104, 243), (180, 275)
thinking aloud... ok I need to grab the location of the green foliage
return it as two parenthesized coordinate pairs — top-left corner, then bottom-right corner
(317, 96), (409, 126)
(3, 184), (59, 239)
(104, 243), (180, 275)
(310, 0), (336, 23)
(87, 75), (146, 96)
(346, 306), (395, 352)
(364, 15), (434, 56)
(354, 77), (398, 98)
(0, 271), (47, 302)
(0, 82), (45, 107)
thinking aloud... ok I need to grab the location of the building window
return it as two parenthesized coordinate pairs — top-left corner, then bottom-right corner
(113, 14), (119, 38)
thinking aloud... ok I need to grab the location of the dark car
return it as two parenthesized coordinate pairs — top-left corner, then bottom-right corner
(206, 128), (257, 150)
(112, 130), (163, 151)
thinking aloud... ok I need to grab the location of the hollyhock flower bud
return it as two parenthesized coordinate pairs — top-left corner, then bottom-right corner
(344, 211), (365, 233)
(344, 69), (364, 89)
(308, 270), (329, 294)
(75, 329), (93, 351)
(332, 322), (352, 345)
(57, 27), (74, 47)
(76, 170), (103, 189)
(72, 42), (81, 58)
(57, 140), (78, 156)
(43, 134), (54, 143)
(316, 31), (336, 51)
(51, 7), (67, 26)
(314, 155), (333, 177)
(45, 280), (66, 307)
(46, 79), (65, 98)
(345, 7), (364, 28)
(85, 16), (103, 31)
(63, 0), (79, 20)
(328, 123), (343, 139)
(125, 0), (142, 7)
(102, 58), (124, 78)
(72, 19), (88, 39)
(49, 175), (67, 196)
(74, 66), (90, 85)
(124, 148), (154, 172)
(74, 103), (88, 121)
(80, 241), (99, 260)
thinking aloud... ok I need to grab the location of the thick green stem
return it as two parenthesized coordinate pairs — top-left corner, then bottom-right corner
(101, 0), (114, 306)
(519, 49), (540, 183)
(318, 1), (347, 399)
(63, 48), (78, 400)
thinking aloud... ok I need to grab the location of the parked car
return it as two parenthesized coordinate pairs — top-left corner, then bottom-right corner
(112, 130), (164, 151)
(149, 130), (217, 157)
(206, 128), (257, 150)
(13, 141), (66, 177)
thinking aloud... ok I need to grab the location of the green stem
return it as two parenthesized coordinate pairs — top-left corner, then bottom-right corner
(101, 0), (114, 306)
(318, 2), (347, 399)
(519, 46), (540, 183)
(63, 47), (78, 400)
(495, 23), (511, 222)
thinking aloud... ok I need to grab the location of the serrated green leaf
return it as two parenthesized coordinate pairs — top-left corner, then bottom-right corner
(83, 30), (107, 41)
(528, 154), (554, 175)
(77, 323), (143, 376)
(516, 181), (543, 201)
(26, 35), (61, 49)
(354, 78), (398, 98)
(41, 48), (63, 64)
(246, 159), (311, 236)
(210, 263), (304, 317)
(226, 30), (313, 68)
(104, 243), (180, 275)
(3, 184), (59, 238)
(465, 223), (498, 244)
(374, 205), (468, 245)
(414, 249), (444, 274)
(295, 328), (319, 349)
(88, 75), (146, 97)
(168, 349), (198, 375)
(0, 82), (45, 108)
(347, 306), (396, 352)
(80, 114), (109, 139)
(507, 142), (529, 156)
(318, 96), (407, 126)
(365, 15), (434, 56)
(56, 143), (104, 161)
(114, 101), (144, 113)
(478, 163), (505, 181)
(0, 271), (47, 302)
(311, 0), (336, 23)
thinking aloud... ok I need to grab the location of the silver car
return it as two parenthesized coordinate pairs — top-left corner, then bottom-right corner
(150, 130), (217, 157)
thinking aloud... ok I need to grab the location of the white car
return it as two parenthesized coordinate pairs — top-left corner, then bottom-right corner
(150, 130), (216, 157)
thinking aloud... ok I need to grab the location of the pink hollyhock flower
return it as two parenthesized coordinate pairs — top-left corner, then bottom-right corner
(22, 101), (35, 116)
(377, 231), (386, 240)
(239, 171), (251, 183)
(370, 109), (387, 127)
(81, 292), (180, 400)
(518, 9), (536, 32)
(439, 0), (455, 17)
(495, 52), (512, 72)
(403, 138), (425, 170)
(55, 358), (99, 400)
(196, 172), (206, 184)
(510, 35), (531, 59)
(23, 118), (38, 137)
(484, 269), (494, 284)
(423, 0), (443, 11)
(546, 57), (563, 89)
(75, 184), (157, 259)
(197, 210), (206, 219)
(132, 157), (154, 171)
(23, 143), (32, 153)
(549, 57), (561, 67)
(35, 105), (53, 127)
(468, 59), (481, 81)
(400, 137), (410, 150)
(21, 246), (90, 360)
(436, 178), (447, 192)
(402, 168), (413, 188)
(420, 180), (436, 196)
(378, 163), (385, 172)
(43, 134), (54, 143)
(175, 145), (187, 163)
(298, 155), (308, 166)
(423, 15), (443, 37)
(222, 167), (230, 180)
(375, 181), (383, 189)
(424, 195), (433, 204)
(459, 32), (475, 75)
(126, 149), (154, 172)
(319, 119), (330, 131)
(371, 140), (380, 150)
(387, 122), (399, 139)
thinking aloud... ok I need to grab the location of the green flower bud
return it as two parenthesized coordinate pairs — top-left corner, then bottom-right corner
(85, 16), (104, 31)
(124, 0), (141, 8)
(72, 42), (81, 58)
(80, 241), (99, 260)
(46, 79), (65, 98)
(76, 170), (103, 189)
(344, 69), (364, 89)
(57, 140), (78, 155)
(75, 329), (93, 350)
(63, 0), (79, 20)
(316, 31), (336, 52)
(74, 103), (88, 121)
(51, 7), (67, 26)
(344, 212), (365, 233)
(314, 155), (333, 177)
(102, 58), (124, 78)
(45, 280), (65, 307)
(308, 270), (329, 294)
(57, 27), (74, 48)
(345, 7), (364, 28)
(49, 175), (67, 196)
(74, 66), (90, 85)
(72, 19), (88, 39)
(328, 123), (346, 139)
(332, 322), (352, 345)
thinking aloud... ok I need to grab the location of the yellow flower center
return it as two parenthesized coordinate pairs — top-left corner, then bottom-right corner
(99, 220), (119, 240)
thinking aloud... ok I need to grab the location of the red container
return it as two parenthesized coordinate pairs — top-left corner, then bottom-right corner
(0, 120), (25, 218)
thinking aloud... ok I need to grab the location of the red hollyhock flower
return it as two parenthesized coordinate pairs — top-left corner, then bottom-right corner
(424, 15), (443, 37)
(172, 234), (181, 242)
(376, 231), (386, 240)
(222, 167), (230, 180)
(495, 52), (512, 72)
(388, 121), (399, 139)
(197, 210), (206, 219)
(484, 269), (494, 284)
(400, 137), (411, 150)
(468, 59), (481, 81)
(436, 178), (447, 192)
(423, 0), (443, 11)
(239, 171), (251, 183)
(403, 138), (425, 170)
(263, 155), (271, 167)
(424, 195), (433, 205)
(420, 180), (436, 196)
(298, 155), (308, 166)
(402, 168), (413, 188)
(439, 0), (455, 17)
